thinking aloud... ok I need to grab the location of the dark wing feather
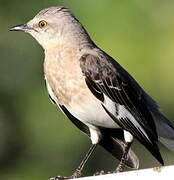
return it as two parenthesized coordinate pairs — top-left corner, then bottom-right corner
(80, 53), (163, 165)
(59, 104), (139, 169)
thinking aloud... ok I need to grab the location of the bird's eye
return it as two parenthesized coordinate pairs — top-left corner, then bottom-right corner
(38, 20), (47, 28)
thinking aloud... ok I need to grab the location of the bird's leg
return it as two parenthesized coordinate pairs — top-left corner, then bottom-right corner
(94, 142), (131, 176)
(115, 142), (131, 172)
(50, 144), (97, 180)
(72, 144), (97, 178)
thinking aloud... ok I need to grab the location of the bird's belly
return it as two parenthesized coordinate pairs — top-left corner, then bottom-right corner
(66, 96), (119, 129)
(44, 58), (119, 128)
(45, 75), (119, 128)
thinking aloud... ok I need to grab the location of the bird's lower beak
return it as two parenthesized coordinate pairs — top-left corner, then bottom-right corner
(10, 24), (33, 32)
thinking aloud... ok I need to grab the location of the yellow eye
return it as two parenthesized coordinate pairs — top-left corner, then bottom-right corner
(38, 20), (47, 28)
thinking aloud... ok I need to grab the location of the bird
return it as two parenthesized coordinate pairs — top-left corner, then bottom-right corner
(10, 6), (174, 179)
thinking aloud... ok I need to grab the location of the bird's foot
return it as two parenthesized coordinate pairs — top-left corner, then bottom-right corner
(94, 170), (111, 176)
(49, 176), (70, 180)
(106, 171), (115, 174)
(93, 170), (105, 176)
(50, 170), (81, 180)
(71, 169), (82, 178)
(49, 175), (78, 180)
(115, 165), (124, 173)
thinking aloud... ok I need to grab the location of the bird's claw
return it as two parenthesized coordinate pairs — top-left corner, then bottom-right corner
(93, 170), (105, 176)
(94, 170), (122, 176)
(72, 170), (81, 178)
(49, 176), (70, 180)
(116, 165), (124, 172)
(50, 170), (81, 180)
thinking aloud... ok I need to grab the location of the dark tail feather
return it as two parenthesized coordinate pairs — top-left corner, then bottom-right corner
(100, 129), (139, 169)
(153, 111), (174, 152)
(159, 137), (174, 151)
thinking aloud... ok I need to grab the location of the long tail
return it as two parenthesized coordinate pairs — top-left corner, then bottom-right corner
(153, 111), (174, 151)
(100, 129), (139, 169)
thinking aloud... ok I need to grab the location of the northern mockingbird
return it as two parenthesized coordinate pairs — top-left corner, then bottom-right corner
(10, 6), (174, 179)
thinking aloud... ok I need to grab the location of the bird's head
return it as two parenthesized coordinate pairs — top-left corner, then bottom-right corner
(10, 6), (91, 50)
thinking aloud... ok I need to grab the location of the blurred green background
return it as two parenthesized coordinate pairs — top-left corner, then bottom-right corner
(0, 0), (174, 179)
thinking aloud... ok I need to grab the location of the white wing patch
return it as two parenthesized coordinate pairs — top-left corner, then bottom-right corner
(103, 94), (117, 116)
(103, 94), (150, 142)
(116, 104), (150, 142)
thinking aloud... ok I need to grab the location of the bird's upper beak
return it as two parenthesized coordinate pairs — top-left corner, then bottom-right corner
(10, 24), (34, 32)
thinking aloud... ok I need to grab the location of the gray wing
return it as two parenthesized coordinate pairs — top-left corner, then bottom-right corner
(79, 53), (163, 165)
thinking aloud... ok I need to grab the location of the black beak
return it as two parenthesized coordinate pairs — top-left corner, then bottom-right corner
(10, 24), (33, 32)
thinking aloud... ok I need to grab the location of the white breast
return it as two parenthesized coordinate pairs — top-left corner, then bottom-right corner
(67, 94), (119, 129)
